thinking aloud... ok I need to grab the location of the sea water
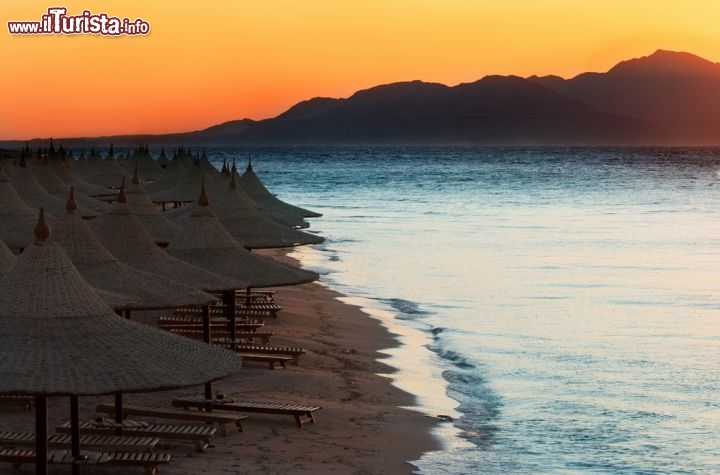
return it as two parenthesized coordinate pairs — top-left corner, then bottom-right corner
(208, 147), (720, 474)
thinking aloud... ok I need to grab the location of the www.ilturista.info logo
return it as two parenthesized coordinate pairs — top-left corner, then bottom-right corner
(8, 7), (150, 36)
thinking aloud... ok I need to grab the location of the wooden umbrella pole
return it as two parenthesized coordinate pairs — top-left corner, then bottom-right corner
(227, 290), (237, 347)
(202, 305), (211, 344)
(202, 305), (213, 400)
(35, 395), (48, 475)
(70, 396), (80, 475)
(114, 393), (123, 436)
(222, 292), (231, 328)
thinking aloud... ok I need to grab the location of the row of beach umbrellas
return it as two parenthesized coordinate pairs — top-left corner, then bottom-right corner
(0, 146), (324, 474)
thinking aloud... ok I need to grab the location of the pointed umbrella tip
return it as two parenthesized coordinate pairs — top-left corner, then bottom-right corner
(117, 177), (127, 203)
(198, 177), (210, 207)
(229, 171), (237, 189)
(132, 162), (140, 185)
(35, 208), (51, 243)
(66, 186), (77, 213)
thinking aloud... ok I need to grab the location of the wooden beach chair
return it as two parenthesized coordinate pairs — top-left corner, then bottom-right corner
(229, 343), (306, 364)
(157, 315), (265, 331)
(0, 447), (170, 474)
(168, 328), (274, 344)
(238, 353), (294, 369)
(211, 290), (277, 303)
(174, 306), (276, 320)
(235, 301), (282, 318)
(56, 419), (218, 453)
(0, 430), (159, 452)
(172, 395), (321, 428)
(95, 403), (248, 436)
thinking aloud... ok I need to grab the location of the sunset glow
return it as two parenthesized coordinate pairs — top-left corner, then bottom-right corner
(2, 0), (720, 139)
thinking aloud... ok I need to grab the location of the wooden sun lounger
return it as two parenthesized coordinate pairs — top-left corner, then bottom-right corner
(168, 328), (274, 344)
(211, 290), (276, 303)
(0, 395), (34, 412)
(174, 306), (275, 320)
(158, 320), (265, 332)
(158, 315), (264, 329)
(177, 300), (282, 316)
(221, 344), (306, 364)
(0, 431), (159, 452)
(0, 448), (170, 474)
(95, 403), (248, 436)
(238, 353), (294, 369)
(172, 396), (321, 428)
(56, 419), (217, 453)
(234, 302), (282, 318)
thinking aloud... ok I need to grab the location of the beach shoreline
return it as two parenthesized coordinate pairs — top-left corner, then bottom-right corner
(0, 249), (440, 474)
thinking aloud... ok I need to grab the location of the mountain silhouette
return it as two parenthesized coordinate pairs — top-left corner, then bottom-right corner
(528, 50), (720, 143)
(210, 76), (661, 145)
(6, 49), (720, 147)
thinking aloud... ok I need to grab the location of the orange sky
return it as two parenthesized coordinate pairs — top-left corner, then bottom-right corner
(2, 0), (720, 140)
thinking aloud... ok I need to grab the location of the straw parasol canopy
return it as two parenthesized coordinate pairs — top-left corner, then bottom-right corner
(149, 161), (207, 204)
(166, 180), (319, 288)
(157, 148), (170, 168)
(239, 159), (322, 219)
(91, 187), (244, 292)
(55, 187), (217, 310)
(213, 171), (324, 249)
(122, 148), (165, 181)
(29, 158), (109, 213)
(144, 155), (187, 196)
(126, 167), (181, 246)
(92, 286), (139, 311)
(0, 239), (16, 278)
(77, 153), (129, 188)
(0, 208), (242, 396)
(0, 164), (53, 251)
(10, 155), (97, 218)
(48, 157), (114, 198)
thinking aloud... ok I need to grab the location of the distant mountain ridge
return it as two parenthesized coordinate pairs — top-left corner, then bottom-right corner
(3, 49), (720, 147)
(528, 50), (720, 143)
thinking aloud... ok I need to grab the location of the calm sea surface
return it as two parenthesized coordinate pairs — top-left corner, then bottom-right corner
(208, 147), (720, 474)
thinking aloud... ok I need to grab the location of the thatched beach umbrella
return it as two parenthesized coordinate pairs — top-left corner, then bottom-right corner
(166, 180), (319, 366)
(157, 148), (170, 168)
(11, 155), (97, 218)
(0, 239), (16, 277)
(162, 170), (323, 248)
(29, 158), (109, 213)
(48, 156), (114, 198)
(214, 171), (324, 249)
(149, 161), (207, 205)
(167, 179), (319, 288)
(90, 187), (244, 292)
(122, 148), (164, 182)
(239, 159), (322, 221)
(55, 187), (217, 310)
(0, 165), (46, 251)
(126, 167), (181, 246)
(144, 155), (187, 196)
(92, 287), (139, 311)
(0, 209), (242, 474)
(78, 152), (128, 188)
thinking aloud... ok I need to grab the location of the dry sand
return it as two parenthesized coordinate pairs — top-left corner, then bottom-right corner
(0, 252), (440, 474)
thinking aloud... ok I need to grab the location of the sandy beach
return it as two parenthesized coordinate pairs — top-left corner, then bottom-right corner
(0, 249), (439, 474)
